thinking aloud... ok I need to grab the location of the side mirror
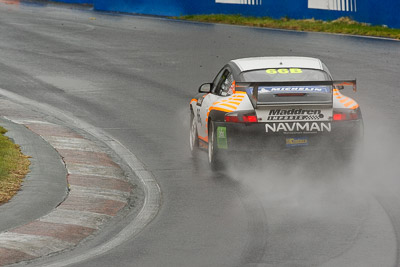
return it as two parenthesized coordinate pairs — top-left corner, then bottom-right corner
(198, 83), (212, 93)
(334, 80), (357, 92)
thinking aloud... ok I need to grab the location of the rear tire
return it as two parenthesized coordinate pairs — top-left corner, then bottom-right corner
(208, 120), (224, 171)
(189, 111), (199, 156)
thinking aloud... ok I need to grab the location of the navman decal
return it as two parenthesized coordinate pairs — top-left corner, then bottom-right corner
(265, 122), (332, 133)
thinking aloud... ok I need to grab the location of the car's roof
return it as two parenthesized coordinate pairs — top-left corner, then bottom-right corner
(230, 57), (324, 72)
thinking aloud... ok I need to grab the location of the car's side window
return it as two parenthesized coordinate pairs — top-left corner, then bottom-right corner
(215, 69), (234, 96)
(219, 73), (234, 96)
(211, 68), (226, 94)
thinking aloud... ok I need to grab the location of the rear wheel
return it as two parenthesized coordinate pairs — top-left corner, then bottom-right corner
(189, 111), (199, 155)
(208, 120), (224, 171)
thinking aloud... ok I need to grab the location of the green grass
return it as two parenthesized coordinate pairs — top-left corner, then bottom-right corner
(175, 15), (400, 40)
(0, 126), (30, 204)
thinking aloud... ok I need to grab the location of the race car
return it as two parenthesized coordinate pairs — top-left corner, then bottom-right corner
(189, 57), (363, 170)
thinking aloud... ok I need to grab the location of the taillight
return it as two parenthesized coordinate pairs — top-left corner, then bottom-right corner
(333, 113), (346, 121)
(333, 111), (358, 121)
(242, 115), (258, 123)
(225, 112), (258, 123)
(225, 115), (239, 123)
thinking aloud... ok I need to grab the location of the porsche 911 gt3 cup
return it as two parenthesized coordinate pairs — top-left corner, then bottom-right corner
(189, 57), (363, 170)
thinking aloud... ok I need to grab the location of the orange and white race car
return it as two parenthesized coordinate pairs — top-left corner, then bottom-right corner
(189, 57), (363, 170)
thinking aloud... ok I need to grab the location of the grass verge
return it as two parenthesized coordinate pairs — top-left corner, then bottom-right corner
(176, 15), (400, 40)
(0, 126), (30, 205)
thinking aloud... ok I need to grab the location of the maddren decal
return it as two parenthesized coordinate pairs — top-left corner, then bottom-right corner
(256, 108), (332, 122)
(267, 108), (325, 121)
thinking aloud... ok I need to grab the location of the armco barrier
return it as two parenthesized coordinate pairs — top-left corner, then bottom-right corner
(64, 0), (400, 29)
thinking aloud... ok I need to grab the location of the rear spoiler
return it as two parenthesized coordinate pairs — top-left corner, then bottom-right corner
(236, 80), (356, 108)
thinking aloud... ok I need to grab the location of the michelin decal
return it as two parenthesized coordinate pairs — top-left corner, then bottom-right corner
(259, 86), (330, 93)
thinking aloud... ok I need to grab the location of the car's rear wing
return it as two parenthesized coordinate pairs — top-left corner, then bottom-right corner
(236, 80), (356, 108)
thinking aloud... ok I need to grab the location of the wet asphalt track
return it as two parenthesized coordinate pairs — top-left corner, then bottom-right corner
(1, 2), (400, 266)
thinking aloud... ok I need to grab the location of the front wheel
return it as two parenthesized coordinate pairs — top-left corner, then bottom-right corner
(208, 120), (224, 171)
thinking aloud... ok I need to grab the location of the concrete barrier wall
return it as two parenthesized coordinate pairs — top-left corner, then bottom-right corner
(92, 0), (400, 29)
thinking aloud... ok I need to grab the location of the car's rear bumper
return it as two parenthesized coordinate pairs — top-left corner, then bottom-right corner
(213, 120), (363, 152)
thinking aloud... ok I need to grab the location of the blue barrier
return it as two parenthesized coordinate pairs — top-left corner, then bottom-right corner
(356, 0), (400, 28)
(95, 0), (185, 17)
(91, 0), (400, 29)
(52, 0), (93, 4)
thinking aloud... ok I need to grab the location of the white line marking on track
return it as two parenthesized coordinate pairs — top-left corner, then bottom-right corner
(2, 118), (55, 125)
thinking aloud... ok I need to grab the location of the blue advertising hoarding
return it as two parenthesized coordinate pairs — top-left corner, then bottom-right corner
(60, 0), (400, 29)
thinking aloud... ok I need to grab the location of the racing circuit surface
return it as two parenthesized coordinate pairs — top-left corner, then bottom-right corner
(1, 2), (400, 266)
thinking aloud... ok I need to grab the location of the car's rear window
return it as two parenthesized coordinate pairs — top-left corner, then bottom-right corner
(240, 68), (330, 82)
